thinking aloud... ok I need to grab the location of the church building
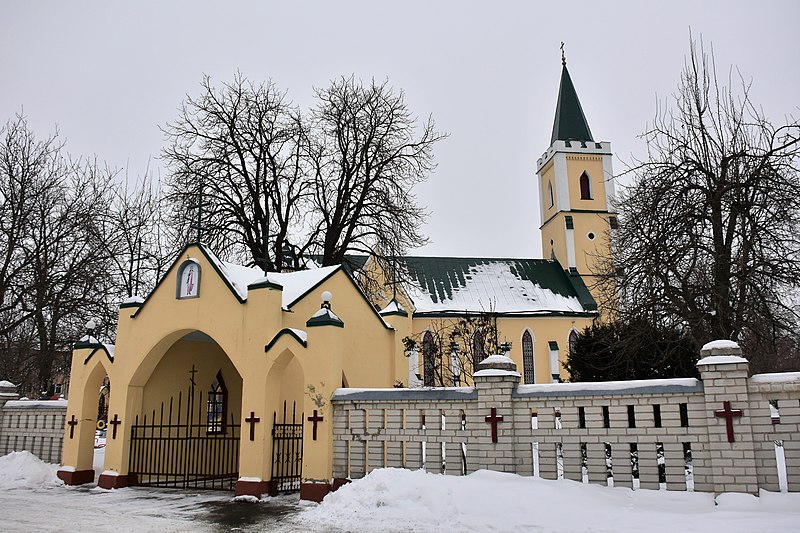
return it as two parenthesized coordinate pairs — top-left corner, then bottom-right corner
(57, 58), (616, 501)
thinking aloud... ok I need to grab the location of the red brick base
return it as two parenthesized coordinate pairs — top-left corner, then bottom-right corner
(57, 469), (94, 486)
(235, 479), (270, 498)
(300, 482), (331, 502)
(98, 473), (132, 489)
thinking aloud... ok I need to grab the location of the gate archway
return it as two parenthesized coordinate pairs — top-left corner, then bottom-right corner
(127, 330), (243, 490)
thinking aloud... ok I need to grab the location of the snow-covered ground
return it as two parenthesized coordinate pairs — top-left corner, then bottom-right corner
(1, 452), (798, 532)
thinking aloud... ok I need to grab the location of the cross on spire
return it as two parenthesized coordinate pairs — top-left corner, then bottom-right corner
(560, 41), (566, 66)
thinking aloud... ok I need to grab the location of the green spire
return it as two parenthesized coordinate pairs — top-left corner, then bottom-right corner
(550, 63), (594, 145)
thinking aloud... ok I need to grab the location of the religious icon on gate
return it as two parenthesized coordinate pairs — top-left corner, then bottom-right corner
(177, 259), (201, 299)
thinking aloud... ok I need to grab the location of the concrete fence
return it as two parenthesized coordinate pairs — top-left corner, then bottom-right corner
(331, 342), (800, 494)
(0, 381), (67, 464)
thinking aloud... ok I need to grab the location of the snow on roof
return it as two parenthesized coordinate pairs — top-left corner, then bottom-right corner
(121, 295), (145, 304)
(398, 257), (591, 314)
(288, 328), (308, 343)
(751, 372), (800, 384)
(0, 380), (15, 388)
(696, 355), (748, 366)
(701, 339), (740, 351)
(516, 377), (701, 395)
(4, 399), (68, 408)
(380, 299), (406, 314)
(201, 245), (340, 308)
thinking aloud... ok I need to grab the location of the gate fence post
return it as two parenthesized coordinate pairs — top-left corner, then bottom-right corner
(468, 354), (520, 473)
(697, 340), (759, 494)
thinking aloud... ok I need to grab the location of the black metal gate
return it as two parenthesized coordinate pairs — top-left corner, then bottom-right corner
(129, 387), (240, 490)
(270, 401), (303, 494)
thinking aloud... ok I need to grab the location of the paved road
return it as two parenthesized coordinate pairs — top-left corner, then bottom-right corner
(0, 485), (334, 532)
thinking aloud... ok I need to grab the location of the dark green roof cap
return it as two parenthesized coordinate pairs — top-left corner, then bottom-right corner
(550, 65), (594, 144)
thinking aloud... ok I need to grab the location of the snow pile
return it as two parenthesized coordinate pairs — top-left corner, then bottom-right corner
(702, 339), (740, 351)
(0, 451), (63, 490)
(297, 468), (800, 533)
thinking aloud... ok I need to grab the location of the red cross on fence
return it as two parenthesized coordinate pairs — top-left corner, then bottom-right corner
(108, 414), (122, 439)
(307, 410), (324, 441)
(485, 407), (504, 443)
(245, 411), (260, 441)
(714, 401), (743, 443)
(67, 415), (78, 439)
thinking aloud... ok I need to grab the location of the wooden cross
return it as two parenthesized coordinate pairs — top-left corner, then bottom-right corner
(485, 407), (504, 444)
(714, 401), (743, 443)
(67, 415), (78, 439)
(245, 411), (260, 441)
(307, 410), (324, 441)
(108, 414), (122, 439)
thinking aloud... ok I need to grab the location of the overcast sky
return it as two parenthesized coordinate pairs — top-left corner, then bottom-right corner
(2, 1), (798, 259)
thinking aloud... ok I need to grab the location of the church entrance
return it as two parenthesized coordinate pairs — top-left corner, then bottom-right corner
(128, 379), (241, 490)
(269, 400), (303, 494)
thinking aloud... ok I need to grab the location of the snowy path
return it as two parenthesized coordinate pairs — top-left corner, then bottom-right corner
(2, 452), (799, 532)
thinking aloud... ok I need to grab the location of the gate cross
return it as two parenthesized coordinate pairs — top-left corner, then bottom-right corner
(67, 415), (78, 439)
(108, 414), (122, 439)
(307, 410), (324, 441)
(714, 401), (743, 443)
(245, 411), (260, 441)
(485, 407), (504, 443)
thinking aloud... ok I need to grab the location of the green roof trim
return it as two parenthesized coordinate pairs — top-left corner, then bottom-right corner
(264, 328), (307, 353)
(79, 344), (114, 365)
(306, 310), (345, 328)
(247, 279), (284, 291)
(565, 269), (598, 311)
(551, 65), (594, 144)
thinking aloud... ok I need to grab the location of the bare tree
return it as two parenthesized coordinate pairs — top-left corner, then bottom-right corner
(310, 77), (446, 267)
(403, 313), (502, 387)
(162, 74), (446, 276)
(603, 38), (800, 372)
(162, 74), (313, 270)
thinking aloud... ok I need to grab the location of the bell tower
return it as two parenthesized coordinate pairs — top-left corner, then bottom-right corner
(536, 49), (617, 308)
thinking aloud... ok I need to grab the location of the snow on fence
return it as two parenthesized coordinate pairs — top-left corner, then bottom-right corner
(0, 382), (67, 464)
(331, 342), (800, 495)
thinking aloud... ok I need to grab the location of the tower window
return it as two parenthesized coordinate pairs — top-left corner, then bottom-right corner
(579, 171), (592, 200)
(587, 232), (596, 241)
(547, 181), (554, 208)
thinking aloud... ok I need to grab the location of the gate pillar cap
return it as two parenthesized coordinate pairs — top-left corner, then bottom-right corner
(475, 354), (520, 377)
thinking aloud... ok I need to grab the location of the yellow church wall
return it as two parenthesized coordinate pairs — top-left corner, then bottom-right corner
(408, 315), (592, 385)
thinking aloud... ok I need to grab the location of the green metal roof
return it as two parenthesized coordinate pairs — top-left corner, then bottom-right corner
(550, 65), (594, 144)
(396, 256), (597, 315)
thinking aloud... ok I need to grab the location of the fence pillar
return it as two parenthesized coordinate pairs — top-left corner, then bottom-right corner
(468, 354), (519, 473)
(697, 340), (759, 494)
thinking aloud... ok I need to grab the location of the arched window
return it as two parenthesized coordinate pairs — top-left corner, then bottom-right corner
(569, 330), (579, 358)
(472, 330), (486, 371)
(207, 372), (227, 434)
(547, 181), (554, 208)
(522, 331), (535, 384)
(422, 332), (437, 387)
(579, 172), (592, 200)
